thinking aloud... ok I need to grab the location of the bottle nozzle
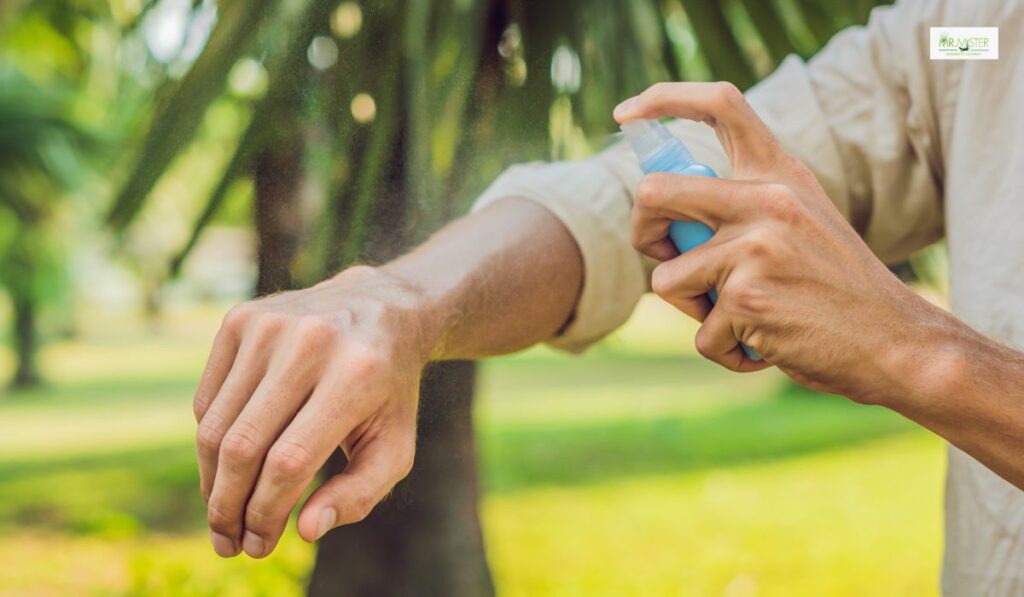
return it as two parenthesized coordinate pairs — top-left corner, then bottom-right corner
(620, 119), (694, 165)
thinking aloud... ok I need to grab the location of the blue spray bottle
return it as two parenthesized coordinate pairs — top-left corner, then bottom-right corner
(621, 119), (761, 361)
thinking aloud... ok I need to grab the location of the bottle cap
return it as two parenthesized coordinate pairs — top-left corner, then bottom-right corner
(620, 119), (694, 164)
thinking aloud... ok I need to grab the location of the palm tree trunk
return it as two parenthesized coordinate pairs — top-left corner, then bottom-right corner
(308, 5), (492, 585)
(253, 112), (304, 296)
(308, 360), (492, 597)
(11, 293), (41, 389)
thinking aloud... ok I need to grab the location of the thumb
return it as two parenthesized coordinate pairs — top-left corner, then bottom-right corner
(296, 433), (415, 542)
(614, 81), (786, 179)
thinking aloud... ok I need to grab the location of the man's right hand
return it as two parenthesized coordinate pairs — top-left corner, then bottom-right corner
(194, 265), (436, 559)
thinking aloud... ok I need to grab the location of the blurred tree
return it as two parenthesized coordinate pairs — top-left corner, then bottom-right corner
(0, 67), (85, 388)
(0, 0), (143, 388)
(105, 0), (891, 594)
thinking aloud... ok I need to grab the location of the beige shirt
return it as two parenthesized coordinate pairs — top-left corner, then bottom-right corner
(473, 0), (1024, 593)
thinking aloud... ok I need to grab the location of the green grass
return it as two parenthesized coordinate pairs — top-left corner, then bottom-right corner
(0, 298), (945, 595)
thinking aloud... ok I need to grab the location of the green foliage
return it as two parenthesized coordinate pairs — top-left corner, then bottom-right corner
(909, 241), (950, 296)
(0, 216), (67, 318)
(0, 0), (898, 385)
(0, 66), (85, 218)
(109, 0), (894, 283)
(105, 0), (281, 229)
(482, 374), (912, 493)
(0, 64), (89, 386)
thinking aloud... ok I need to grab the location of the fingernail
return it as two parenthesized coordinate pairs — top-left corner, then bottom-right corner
(243, 531), (265, 558)
(210, 531), (238, 557)
(316, 508), (337, 540)
(613, 96), (638, 118)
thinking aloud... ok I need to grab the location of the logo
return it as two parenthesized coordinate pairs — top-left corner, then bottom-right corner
(930, 27), (998, 60)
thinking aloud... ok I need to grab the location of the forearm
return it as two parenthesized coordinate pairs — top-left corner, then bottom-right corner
(380, 197), (583, 360)
(192, 196), (582, 557)
(885, 304), (1024, 488)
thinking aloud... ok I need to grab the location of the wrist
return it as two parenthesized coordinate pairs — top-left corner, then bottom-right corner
(325, 265), (446, 366)
(872, 298), (969, 412)
(377, 248), (480, 362)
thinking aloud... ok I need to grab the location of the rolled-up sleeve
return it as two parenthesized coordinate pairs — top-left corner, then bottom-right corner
(472, 159), (646, 352)
(474, 0), (945, 353)
(472, 113), (729, 352)
(759, 0), (946, 263)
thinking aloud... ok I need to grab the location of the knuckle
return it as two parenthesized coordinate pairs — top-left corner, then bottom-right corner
(348, 493), (378, 524)
(220, 421), (263, 465)
(739, 230), (774, 260)
(244, 503), (276, 532)
(294, 317), (334, 345)
(266, 439), (316, 481)
(788, 159), (818, 186)
(744, 329), (765, 354)
(347, 346), (387, 379)
(630, 229), (644, 253)
(635, 173), (670, 210)
(650, 264), (675, 298)
(207, 501), (236, 533)
(223, 302), (257, 332)
(761, 184), (801, 222)
(713, 81), (744, 108)
(694, 328), (714, 359)
(726, 278), (768, 317)
(196, 414), (227, 457)
(193, 393), (211, 423)
(249, 314), (285, 347)
(642, 81), (670, 103)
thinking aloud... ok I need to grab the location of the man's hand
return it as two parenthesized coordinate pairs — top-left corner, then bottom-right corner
(194, 265), (432, 558)
(192, 196), (584, 560)
(614, 82), (954, 405)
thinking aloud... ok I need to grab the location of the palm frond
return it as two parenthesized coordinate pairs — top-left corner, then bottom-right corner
(106, 0), (277, 229)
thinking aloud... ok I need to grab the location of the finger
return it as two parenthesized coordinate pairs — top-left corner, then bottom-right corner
(650, 242), (732, 322)
(239, 378), (358, 559)
(194, 325), (240, 424)
(296, 430), (416, 543)
(632, 175), (754, 257)
(694, 308), (771, 373)
(207, 360), (319, 559)
(195, 341), (269, 505)
(614, 82), (784, 176)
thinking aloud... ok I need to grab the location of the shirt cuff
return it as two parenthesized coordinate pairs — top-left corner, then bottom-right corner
(471, 159), (648, 353)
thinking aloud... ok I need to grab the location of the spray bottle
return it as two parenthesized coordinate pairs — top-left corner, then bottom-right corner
(621, 119), (761, 361)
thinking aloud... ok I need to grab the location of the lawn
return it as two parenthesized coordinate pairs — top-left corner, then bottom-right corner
(0, 297), (945, 596)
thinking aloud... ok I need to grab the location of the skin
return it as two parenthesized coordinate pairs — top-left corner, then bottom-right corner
(195, 80), (1024, 560)
(194, 198), (582, 558)
(613, 81), (1024, 489)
